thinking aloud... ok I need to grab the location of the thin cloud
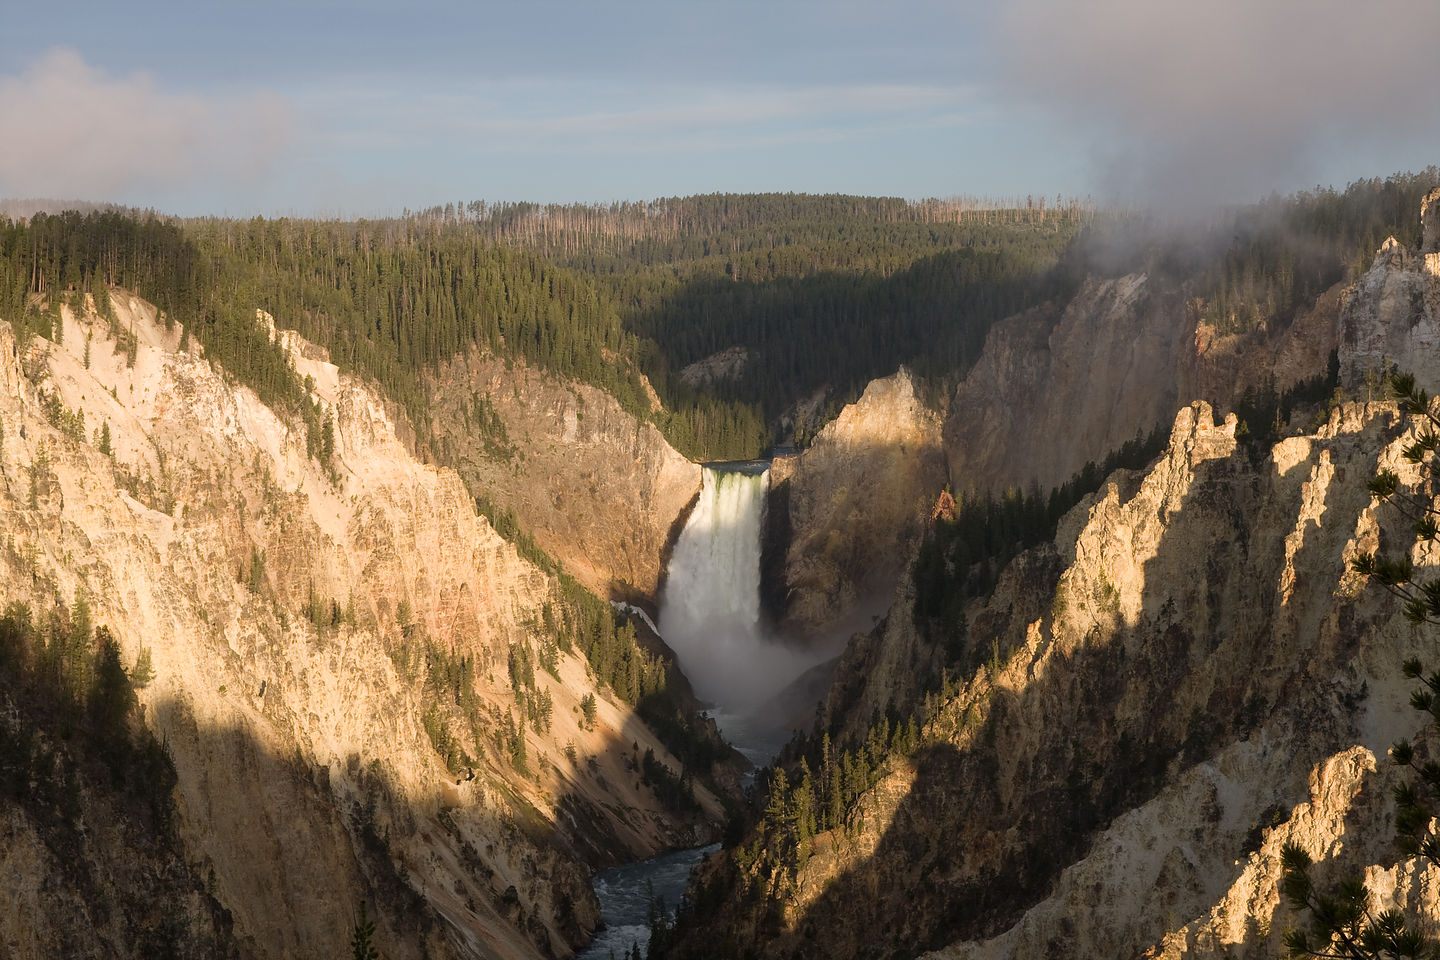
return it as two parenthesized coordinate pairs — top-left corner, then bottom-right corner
(0, 48), (293, 202)
(475, 84), (969, 138)
(994, 0), (1440, 209)
(297, 79), (973, 156)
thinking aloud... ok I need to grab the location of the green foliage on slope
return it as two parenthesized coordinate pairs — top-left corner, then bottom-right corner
(2, 177), (1435, 466)
(0, 599), (234, 956)
(459, 193), (1093, 424)
(0, 210), (766, 460)
(1173, 169), (1440, 335)
(913, 426), (1169, 656)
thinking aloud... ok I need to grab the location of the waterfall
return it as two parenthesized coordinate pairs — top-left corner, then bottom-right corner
(658, 464), (811, 715)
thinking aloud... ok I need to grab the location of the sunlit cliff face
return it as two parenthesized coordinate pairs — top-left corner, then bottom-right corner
(0, 294), (724, 959)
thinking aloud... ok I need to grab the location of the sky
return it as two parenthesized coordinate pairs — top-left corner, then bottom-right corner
(2, 0), (1438, 217)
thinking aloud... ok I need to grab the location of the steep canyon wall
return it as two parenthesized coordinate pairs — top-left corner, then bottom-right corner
(0, 299), (722, 959)
(428, 351), (700, 607)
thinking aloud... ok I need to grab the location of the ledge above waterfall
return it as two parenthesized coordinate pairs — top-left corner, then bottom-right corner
(701, 459), (771, 475)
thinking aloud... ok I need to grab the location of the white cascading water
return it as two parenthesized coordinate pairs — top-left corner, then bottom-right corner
(578, 464), (831, 957)
(658, 465), (813, 717)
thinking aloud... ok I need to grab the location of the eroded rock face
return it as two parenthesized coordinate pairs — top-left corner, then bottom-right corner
(944, 274), (1189, 495)
(1421, 186), (1440, 254)
(0, 298), (722, 959)
(944, 189), (1440, 508)
(677, 395), (1440, 960)
(679, 346), (751, 388)
(1339, 235), (1440, 390)
(944, 268), (1344, 498)
(913, 400), (1431, 960)
(775, 368), (948, 640)
(428, 350), (700, 606)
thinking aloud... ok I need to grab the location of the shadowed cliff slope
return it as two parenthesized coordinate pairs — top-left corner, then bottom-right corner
(0, 295), (730, 958)
(771, 368), (948, 640)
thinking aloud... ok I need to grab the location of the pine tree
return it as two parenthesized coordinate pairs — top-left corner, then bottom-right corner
(350, 902), (381, 960)
(793, 759), (816, 860)
(88, 627), (135, 738)
(131, 646), (155, 686)
(763, 766), (791, 853)
(66, 591), (94, 696)
(247, 547), (265, 595)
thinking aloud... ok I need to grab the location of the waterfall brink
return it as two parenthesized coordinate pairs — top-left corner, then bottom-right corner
(658, 464), (812, 715)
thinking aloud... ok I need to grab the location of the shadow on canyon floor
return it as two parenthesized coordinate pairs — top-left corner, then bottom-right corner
(132, 683), (734, 960)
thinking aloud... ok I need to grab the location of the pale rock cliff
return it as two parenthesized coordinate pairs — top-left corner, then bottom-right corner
(944, 267), (1343, 498)
(1339, 232), (1440, 390)
(918, 400), (1437, 960)
(679, 346), (751, 388)
(0, 296), (722, 959)
(428, 350), (700, 605)
(772, 368), (947, 639)
(944, 273), (1190, 495)
(679, 395), (1440, 959)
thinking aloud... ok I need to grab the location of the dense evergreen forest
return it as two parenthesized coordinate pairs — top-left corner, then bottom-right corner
(1149, 169), (1440, 335)
(0, 212), (744, 455)
(409, 176), (1440, 436)
(444, 193), (1096, 422)
(1, 175), (1435, 467)
(0, 195), (1096, 459)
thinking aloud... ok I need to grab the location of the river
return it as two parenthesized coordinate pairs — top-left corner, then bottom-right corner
(574, 843), (721, 960)
(579, 462), (827, 958)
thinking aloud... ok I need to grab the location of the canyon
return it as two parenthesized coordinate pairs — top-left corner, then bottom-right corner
(656, 189), (1440, 958)
(6, 184), (1440, 960)
(427, 350), (699, 608)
